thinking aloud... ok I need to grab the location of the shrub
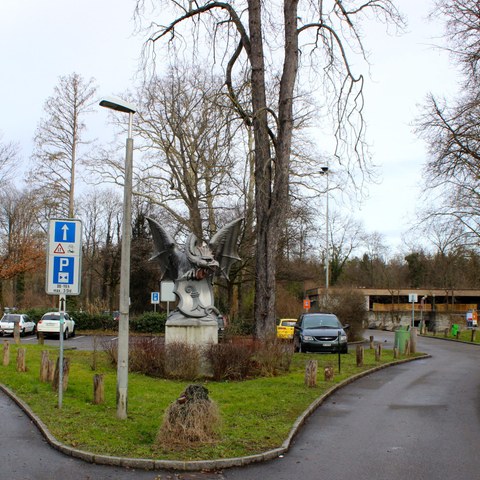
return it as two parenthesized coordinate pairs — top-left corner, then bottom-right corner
(253, 340), (294, 376)
(164, 342), (201, 380)
(130, 312), (167, 334)
(129, 337), (166, 377)
(73, 312), (118, 331)
(205, 342), (256, 381)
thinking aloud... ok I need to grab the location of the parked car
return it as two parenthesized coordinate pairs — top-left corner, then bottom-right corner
(0, 313), (36, 336)
(36, 312), (76, 339)
(276, 318), (297, 340)
(293, 312), (349, 353)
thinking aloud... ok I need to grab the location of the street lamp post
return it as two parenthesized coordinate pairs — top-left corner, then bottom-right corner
(320, 166), (329, 294)
(99, 96), (136, 420)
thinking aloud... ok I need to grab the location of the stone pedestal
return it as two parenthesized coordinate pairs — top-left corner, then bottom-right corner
(165, 317), (218, 346)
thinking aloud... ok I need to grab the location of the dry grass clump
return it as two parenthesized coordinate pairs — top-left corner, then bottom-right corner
(156, 384), (221, 448)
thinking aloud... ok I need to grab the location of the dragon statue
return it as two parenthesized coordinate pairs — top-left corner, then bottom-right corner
(146, 217), (243, 325)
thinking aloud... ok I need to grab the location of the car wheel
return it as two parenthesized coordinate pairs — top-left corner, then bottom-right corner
(293, 341), (300, 353)
(64, 328), (69, 340)
(300, 342), (307, 353)
(341, 344), (348, 354)
(71, 327), (76, 338)
(20, 328), (25, 337)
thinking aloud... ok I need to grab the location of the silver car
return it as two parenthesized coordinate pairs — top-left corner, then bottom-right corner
(0, 313), (36, 336)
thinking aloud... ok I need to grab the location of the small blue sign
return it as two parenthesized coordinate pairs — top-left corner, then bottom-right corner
(54, 221), (76, 243)
(151, 292), (160, 304)
(53, 257), (75, 284)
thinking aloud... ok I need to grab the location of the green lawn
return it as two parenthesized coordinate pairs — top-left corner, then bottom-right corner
(0, 342), (421, 461)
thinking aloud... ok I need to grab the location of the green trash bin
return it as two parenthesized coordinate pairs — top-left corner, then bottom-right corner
(394, 326), (410, 354)
(451, 324), (459, 337)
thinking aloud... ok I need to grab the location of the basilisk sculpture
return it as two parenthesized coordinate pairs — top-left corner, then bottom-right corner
(147, 216), (243, 344)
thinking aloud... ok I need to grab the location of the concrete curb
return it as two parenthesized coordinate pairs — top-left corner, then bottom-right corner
(0, 353), (430, 472)
(419, 334), (480, 346)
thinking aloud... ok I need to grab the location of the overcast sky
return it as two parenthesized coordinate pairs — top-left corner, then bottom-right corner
(0, 0), (460, 253)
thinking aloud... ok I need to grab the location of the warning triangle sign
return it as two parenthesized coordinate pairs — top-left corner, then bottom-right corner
(54, 244), (65, 254)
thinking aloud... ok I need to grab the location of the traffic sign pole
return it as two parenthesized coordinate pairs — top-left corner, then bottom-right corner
(58, 294), (65, 409)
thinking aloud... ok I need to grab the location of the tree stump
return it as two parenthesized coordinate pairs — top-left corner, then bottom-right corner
(324, 366), (334, 381)
(16, 348), (26, 372)
(471, 330), (476, 342)
(369, 335), (374, 349)
(304, 360), (318, 387)
(375, 343), (382, 361)
(37, 332), (44, 345)
(40, 351), (49, 382)
(393, 346), (399, 359)
(93, 374), (104, 404)
(52, 357), (70, 392)
(3, 341), (9, 366)
(356, 345), (364, 367)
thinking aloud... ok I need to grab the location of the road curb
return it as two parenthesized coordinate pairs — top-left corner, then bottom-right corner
(0, 353), (430, 472)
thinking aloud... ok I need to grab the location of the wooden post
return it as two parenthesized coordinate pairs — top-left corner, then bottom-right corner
(52, 357), (70, 392)
(93, 374), (105, 404)
(40, 351), (49, 382)
(37, 332), (44, 345)
(47, 359), (55, 383)
(369, 335), (374, 349)
(324, 365), (334, 381)
(393, 346), (399, 359)
(13, 323), (20, 345)
(410, 327), (417, 354)
(304, 360), (318, 387)
(356, 345), (364, 367)
(16, 348), (26, 372)
(3, 340), (9, 366)
(375, 343), (382, 361)
(471, 329), (476, 342)
(456, 331), (460, 340)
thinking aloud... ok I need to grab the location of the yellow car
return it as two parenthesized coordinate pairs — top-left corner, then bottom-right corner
(276, 318), (297, 340)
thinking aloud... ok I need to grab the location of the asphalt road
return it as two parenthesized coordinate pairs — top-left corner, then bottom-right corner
(1, 332), (480, 479)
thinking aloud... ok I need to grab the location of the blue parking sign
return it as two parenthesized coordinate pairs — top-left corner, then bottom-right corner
(53, 257), (75, 284)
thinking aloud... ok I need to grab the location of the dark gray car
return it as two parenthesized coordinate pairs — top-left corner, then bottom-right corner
(293, 312), (348, 353)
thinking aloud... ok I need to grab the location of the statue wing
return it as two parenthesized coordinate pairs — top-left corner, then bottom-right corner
(146, 217), (181, 281)
(209, 217), (243, 281)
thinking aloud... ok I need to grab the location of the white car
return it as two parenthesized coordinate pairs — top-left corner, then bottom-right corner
(37, 312), (76, 339)
(0, 313), (36, 336)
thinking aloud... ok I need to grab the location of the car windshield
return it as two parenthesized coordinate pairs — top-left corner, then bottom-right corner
(281, 321), (296, 327)
(42, 315), (60, 321)
(2, 314), (21, 322)
(303, 315), (341, 329)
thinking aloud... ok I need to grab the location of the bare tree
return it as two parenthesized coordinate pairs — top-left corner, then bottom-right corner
(29, 73), (97, 218)
(136, 0), (403, 339)
(416, 1), (480, 247)
(0, 133), (18, 187)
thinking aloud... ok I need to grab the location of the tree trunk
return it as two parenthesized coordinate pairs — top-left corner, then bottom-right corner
(250, 0), (298, 340)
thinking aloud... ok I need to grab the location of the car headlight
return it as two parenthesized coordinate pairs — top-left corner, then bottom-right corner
(302, 335), (314, 341)
(339, 334), (347, 342)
